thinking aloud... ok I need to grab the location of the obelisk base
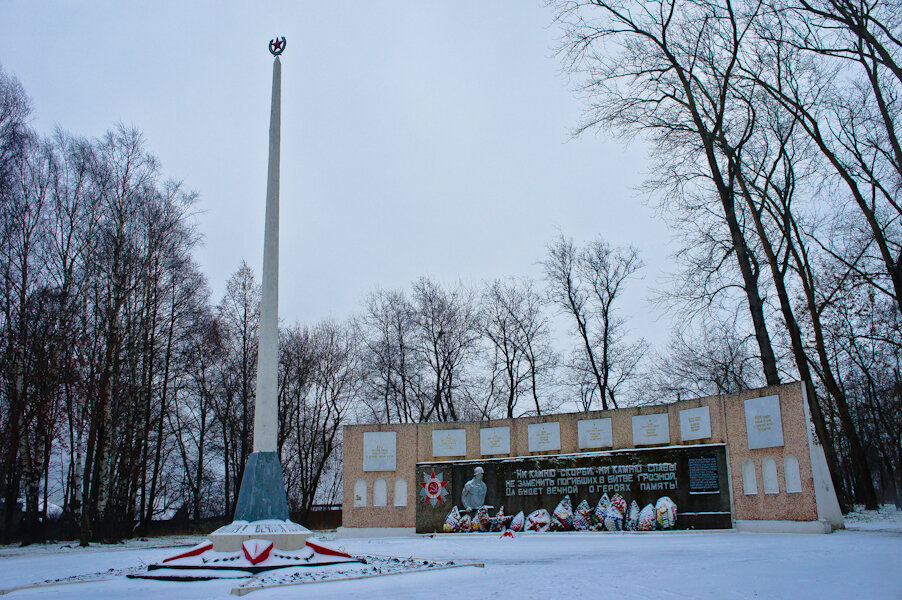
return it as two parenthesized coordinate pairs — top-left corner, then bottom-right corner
(207, 451), (309, 552)
(208, 519), (312, 552)
(233, 452), (290, 521)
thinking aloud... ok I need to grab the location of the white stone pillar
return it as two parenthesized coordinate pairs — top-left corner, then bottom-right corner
(253, 56), (281, 453)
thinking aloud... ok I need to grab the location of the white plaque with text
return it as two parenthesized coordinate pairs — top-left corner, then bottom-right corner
(527, 422), (561, 452)
(432, 428), (467, 457)
(480, 426), (511, 455)
(680, 406), (712, 441)
(745, 395), (784, 450)
(578, 418), (613, 449)
(363, 431), (397, 471)
(632, 413), (670, 445)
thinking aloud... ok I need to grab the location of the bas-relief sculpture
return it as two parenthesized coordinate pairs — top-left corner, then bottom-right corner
(415, 444), (734, 533)
(461, 466), (489, 511)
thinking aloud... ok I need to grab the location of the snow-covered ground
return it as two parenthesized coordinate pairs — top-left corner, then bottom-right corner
(844, 504), (902, 533)
(1, 509), (900, 599)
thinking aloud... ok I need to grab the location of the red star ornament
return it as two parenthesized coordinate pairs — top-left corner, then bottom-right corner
(418, 470), (449, 507)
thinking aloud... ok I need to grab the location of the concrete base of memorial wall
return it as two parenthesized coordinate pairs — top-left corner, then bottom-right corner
(342, 382), (844, 532)
(735, 519), (834, 534)
(335, 527), (416, 538)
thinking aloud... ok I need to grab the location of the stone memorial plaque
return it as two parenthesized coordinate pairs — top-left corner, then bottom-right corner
(363, 431), (397, 471)
(432, 428), (467, 457)
(416, 443), (731, 532)
(527, 422), (561, 452)
(688, 454), (720, 493)
(680, 406), (712, 441)
(578, 418), (613, 449)
(744, 395), (784, 450)
(480, 426), (511, 455)
(632, 413), (670, 445)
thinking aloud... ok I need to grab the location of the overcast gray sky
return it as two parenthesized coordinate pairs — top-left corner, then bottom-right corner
(0, 1), (675, 350)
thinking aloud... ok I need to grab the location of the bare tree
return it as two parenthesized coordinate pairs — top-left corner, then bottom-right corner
(170, 310), (221, 521)
(213, 262), (259, 517)
(649, 316), (763, 401)
(555, 0), (782, 387)
(543, 234), (645, 410)
(479, 277), (558, 418)
(0, 67), (32, 541)
(42, 132), (100, 533)
(738, 0), (891, 508)
(747, 0), (902, 311)
(1, 136), (55, 543)
(280, 322), (358, 522)
(554, 0), (892, 508)
(412, 278), (481, 422)
(0, 65), (31, 204)
(359, 289), (424, 423)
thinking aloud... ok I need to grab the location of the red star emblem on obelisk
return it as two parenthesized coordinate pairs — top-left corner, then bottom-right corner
(269, 36), (286, 56)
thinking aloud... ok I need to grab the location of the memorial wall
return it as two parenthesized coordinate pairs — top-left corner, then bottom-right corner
(341, 382), (844, 534)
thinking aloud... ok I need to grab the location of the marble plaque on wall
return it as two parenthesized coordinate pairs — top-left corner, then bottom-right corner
(680, 406), (712, 441)
(632, 413), (670, 445)
(363, 431), (397, 471)
(480, 426), (511, 455)
(527, 422), (561, 452)
(744, 395), (784, 450)
(578, 418), (613, 449)
(432, 428), (467, 457)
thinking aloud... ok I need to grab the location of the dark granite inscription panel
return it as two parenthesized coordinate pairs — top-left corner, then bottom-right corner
(688, 455), (720, 493)
(416, 444), (731, 532)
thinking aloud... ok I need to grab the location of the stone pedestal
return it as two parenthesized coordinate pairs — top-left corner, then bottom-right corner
(209, 519), (312, 552)
(211, 451), (308, 552)
(233, 451), (290, 522)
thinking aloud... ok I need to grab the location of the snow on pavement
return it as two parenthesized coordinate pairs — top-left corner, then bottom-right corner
(0, 523), (899, 599)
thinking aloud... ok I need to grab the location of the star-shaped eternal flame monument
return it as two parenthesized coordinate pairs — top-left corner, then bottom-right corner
(135, 38), (358, 580)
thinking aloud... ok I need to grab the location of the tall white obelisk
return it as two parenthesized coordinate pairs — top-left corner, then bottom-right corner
(253, 43), (282, 455)
(211, 37), (310, 551)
